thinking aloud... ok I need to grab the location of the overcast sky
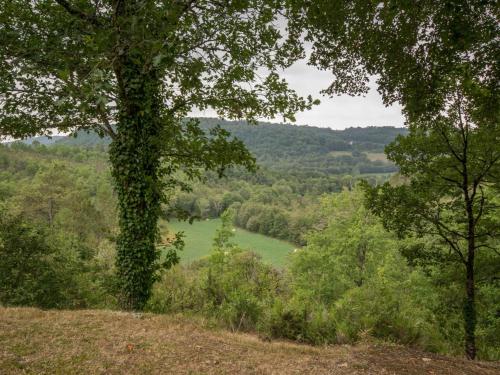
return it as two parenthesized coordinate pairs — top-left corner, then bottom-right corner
(191, 58), (406, 130)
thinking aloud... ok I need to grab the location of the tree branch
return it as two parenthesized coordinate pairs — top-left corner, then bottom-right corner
(54, 0), (102, 27)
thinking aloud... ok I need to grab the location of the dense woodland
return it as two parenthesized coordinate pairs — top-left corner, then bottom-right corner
(44, 120), (397, 244)
(58, 118), (403, 176)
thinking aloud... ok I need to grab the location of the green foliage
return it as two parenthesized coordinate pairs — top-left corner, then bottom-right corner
(1, 132), (499, 359)
(332, 251), (444, 351)
(0, 144), (118, 309)
(361, 103), (499, 359)
(148, 188), (499, 357)
(259, 297), (337, 344)
(212, 210), (236, 250)
(295, 0), (498, 123)
(149, 217), (280, 332)
(203, 249), (278, 332)
(0, 208), (115, 309)
(0, 209), (74, 308)
(285, 187), (441, 348)
(55, 119), (402, 177)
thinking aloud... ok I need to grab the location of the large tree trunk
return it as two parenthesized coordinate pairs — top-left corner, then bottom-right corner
(110, 48), (163, 310)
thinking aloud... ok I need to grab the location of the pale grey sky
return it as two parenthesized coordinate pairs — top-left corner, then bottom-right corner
(282, 59), (406, 129)
(191, 58), (406, 130)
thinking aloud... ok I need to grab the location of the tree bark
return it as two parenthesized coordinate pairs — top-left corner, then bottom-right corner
(464, 200), (476, 360)
(461, 123), (476, 360)
(464, 252), (476, 360)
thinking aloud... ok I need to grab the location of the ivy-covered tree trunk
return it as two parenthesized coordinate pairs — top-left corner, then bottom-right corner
(110, 46), (163, 310)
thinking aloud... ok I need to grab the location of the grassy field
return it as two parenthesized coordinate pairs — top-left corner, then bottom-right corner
(1, 307), (499, 375)
(161, 219), (295, 267)
(328, 150), (353, 157)
(365, 152), (388, 162)
(328, 150), (388, 162)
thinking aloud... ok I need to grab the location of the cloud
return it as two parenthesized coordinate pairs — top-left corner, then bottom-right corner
(280, 59), (405, 129)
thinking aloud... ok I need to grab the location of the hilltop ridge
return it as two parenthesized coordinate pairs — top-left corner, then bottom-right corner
(15, 118), (405, 176)
(1, 307), (498, 375)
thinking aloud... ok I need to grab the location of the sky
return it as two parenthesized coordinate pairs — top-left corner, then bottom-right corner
(191, 58), (406, 130)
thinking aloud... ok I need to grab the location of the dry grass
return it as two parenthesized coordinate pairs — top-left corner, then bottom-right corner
(1, 307), (498, 375)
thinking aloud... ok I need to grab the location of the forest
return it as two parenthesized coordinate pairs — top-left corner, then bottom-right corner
(0, 0), (498, 371)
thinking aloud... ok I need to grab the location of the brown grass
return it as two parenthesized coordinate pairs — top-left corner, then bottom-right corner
(0, 307), (498, 375)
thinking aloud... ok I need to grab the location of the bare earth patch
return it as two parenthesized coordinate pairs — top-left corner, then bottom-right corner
(0, 307), (498, 374)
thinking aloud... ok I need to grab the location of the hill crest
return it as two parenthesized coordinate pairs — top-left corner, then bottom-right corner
(1, 307), (497, 375)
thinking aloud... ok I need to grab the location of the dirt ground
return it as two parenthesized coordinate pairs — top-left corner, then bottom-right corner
(0, 307), (498, 374)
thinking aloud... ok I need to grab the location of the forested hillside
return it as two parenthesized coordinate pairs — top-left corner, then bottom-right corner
(54, 119), (404, 175)
(9, 121), (401, 246)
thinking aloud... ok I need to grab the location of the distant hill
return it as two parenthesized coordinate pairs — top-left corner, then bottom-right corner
(7, 135), (65, 146)
(57, 118), (406, 151)
(55, 118), (406, 175)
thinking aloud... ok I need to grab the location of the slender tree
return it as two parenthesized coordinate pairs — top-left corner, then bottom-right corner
(0, 0), (315, 310)
(291, 0), (499, 359)
(362, 88), (500, 360)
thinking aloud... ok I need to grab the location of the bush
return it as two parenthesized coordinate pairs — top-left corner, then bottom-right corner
(147, 264), (205, 313)
(0, 210), (81, 308)
(332, 252), (445, 352)
(0, 209), (117, 309)
(148, 245), (280, 333)
(259, 298), (336, 344)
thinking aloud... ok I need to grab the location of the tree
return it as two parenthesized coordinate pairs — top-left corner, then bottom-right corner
(290, 187), (395, 304)
(212, 209), (236, 251)
(292, 0), (499, 359)
(362, 92), (500, 357)
(0, 0), (315, 310)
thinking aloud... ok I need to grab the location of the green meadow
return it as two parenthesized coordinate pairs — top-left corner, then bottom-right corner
(163, 219), (295, 267)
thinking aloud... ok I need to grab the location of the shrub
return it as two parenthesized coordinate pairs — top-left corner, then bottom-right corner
(147, 264), (205, 313)
(0, 208), (117, 309)
(259, 298), (336, 344)
(0, 210), (81, 308)
(148, 247), (281, 333)
(332, 252), (445, 352)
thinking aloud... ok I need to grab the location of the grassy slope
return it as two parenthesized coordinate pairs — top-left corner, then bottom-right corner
(1, 307), (498, 375)
(164, 219), (295, 267)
